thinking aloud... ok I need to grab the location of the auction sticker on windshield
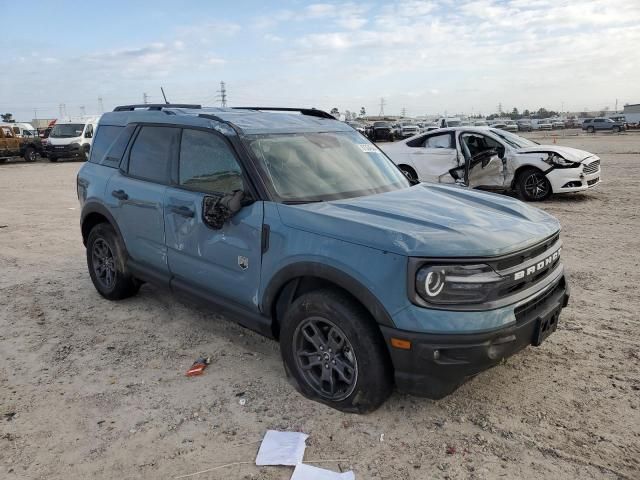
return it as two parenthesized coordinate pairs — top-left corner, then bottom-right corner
(358, 144), (378, 153)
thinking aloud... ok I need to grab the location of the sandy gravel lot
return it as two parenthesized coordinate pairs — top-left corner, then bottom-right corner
(1, 132), (639, 479)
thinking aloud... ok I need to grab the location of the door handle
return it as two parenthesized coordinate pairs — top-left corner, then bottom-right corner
(169, 205), (195, 218)
(111, 189), (128, 200)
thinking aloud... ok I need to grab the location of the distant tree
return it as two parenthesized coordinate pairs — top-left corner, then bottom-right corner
(360, 107), (366, 117)
(510, 107), (520, 120)
(344, 110), (353, 121)
(1, 113), (14, 122)
(330, 107), (340, 118)
(523, 109), (530, 117)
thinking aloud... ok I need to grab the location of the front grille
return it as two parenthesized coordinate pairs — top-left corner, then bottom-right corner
(587, 177), (600, 186)
(583, 159), (600, 174)
(494, 233), (559, 271)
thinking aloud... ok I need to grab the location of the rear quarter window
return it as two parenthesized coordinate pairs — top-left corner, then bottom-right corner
(89, 125), (135, 168)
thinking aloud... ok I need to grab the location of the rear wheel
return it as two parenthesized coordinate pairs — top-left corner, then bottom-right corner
(516, 168), (552, 201)
(23, 146), (37, 162)
(587, 126), (595, 133)
(86, 223), (140, 300)
(612, 126), (620, 133)
(399, 165), (418, 183)
(280, 288), (393, 413)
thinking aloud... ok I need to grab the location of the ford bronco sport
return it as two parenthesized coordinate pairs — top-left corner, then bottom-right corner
(78, 105), (570, 413)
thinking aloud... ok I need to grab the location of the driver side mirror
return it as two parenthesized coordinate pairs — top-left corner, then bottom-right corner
(84, 130), (93, 139)
(202, 190), (251, 229)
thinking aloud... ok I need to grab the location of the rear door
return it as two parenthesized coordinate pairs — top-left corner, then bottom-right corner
(106, 125), (180, 281)
(405, 131), (459, 183)
(164, 127), (264, 311)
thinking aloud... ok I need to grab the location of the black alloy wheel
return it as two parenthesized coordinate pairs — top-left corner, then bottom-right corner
(293, 317), (358, 401)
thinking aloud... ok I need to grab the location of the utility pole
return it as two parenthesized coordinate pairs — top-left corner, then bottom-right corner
(378, 97), (386, 116)
(33, 109), (38, 122)
(98, 97), (104, 113)
(217, 81), (228, 107)
(615, 98), (618, 112)
(59, 104), (67, 118)
(143, 92), (149, 104)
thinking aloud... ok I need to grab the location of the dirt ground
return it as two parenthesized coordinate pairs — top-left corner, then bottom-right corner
(1, 132), (639, 480)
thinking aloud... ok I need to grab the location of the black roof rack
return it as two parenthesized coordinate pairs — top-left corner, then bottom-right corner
(113, 104), (202, 112)
(232, 107), (335, 120)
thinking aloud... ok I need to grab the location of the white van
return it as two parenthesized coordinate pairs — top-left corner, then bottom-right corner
(0, 122), (38, 138)
(46, 116), (100, 162)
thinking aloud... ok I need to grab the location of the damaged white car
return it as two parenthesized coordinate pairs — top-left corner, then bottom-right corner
(380, 127), (601, 201)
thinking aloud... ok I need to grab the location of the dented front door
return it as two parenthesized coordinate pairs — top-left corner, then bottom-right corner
(458, 132), (509, 189)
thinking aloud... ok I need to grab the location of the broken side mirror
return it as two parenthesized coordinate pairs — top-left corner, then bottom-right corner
(202, 190), (251, 229)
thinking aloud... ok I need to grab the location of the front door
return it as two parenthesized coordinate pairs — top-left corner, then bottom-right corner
(106, 125), (180, 279)
(458, 132), (507, 188)
(164, 127), (263, 312)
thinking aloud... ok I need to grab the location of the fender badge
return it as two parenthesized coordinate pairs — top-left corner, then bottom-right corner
(238, 256), (249, 270)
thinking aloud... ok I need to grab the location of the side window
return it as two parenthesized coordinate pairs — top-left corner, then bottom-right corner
(406, 134), (427, 148)
(178, 129), (244, 194)
(594, 119), (604, 123)
(424, 133), (453, 149)
(127, 126), (179, 183)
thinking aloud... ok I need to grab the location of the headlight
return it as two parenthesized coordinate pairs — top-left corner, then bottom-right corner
(543, 153), (579, 168)
(416, 264), (505, 305)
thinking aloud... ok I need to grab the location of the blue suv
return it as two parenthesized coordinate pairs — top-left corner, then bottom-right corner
(78, 105), (570, 413)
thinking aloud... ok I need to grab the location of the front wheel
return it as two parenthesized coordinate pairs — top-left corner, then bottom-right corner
(280, 288), (393, 413)
(516, 168), (552, 201)
(23, 147), (37, 162)
(612, 126), (620, 133)
(587, 126), (595, 133)
(87, 223), (140, 300)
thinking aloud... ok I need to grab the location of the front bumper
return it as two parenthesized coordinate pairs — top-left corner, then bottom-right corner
(46, 143), (84, 159)
(381, 274), (569, 398)
(546, 161), (601, 193)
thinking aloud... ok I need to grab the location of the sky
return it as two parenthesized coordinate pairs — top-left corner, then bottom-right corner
(1, 0), (639, 121)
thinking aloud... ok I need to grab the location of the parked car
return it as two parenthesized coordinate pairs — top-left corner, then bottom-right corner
(582, 118), (625, 133)
(0, 122), (38, 138)
(380, 126), (601, 201)
(503, 121), (518, 132)
(368, 121), (394, 141)
(346, 121), (366, 135)
(533, 119), (553, 131)
(0, 124), (42, 162)
(396, 121), (420, 138)
(78, 105), (570, 413)
(551, 120), (565, 130)
(474, 120), (489, 127)
(46, 116), (100, 162)
(517, 120), (532, 132)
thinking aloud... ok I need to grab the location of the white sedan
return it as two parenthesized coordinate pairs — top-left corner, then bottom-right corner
(380, 127), (601, 201)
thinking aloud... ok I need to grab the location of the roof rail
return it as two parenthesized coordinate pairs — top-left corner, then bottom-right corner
(113, 104), (202, 112)
(232, 107), (335, 120)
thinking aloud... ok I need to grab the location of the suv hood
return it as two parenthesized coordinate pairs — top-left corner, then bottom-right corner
(516, 145), (595, 162)
(277, 184), (560, 258)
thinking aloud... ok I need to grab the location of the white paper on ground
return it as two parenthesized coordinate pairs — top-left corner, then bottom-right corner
(255, 430), (309, 466)
(290, 464), (355, 480)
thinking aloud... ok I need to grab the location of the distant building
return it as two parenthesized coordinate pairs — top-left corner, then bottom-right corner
(623, 104), (640, 114)
(31, 118), (56, 129)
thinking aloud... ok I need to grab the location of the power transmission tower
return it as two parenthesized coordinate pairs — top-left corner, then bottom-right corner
(59, 104), (67, 118)
(98, 97), (104, 113)
(143, 92), (149, 104)
(217, 81), (228, 107)
(80, 105), (86, 116)
(401, 107), (407, 117)
(498, 102), (503, 115)
(378, 98), (386, 116)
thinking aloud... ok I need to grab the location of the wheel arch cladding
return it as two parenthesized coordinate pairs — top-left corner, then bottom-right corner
(81, 203), (123, 246)
(263, 262), (396, 339)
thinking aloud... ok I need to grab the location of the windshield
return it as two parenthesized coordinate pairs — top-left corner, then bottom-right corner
(247, 131), (410, 202)
(50, 123), (84, 138)
(373, 122), (389, 127)
(490, 129), (538, 148)
(447, 120), (461, 127)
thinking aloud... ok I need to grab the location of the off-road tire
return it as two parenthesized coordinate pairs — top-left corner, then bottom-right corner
(516, 167), (552, 202)
(86, 223), (140, 300)
(280, 288), (393, 413)
(23, 146), (37, 162)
